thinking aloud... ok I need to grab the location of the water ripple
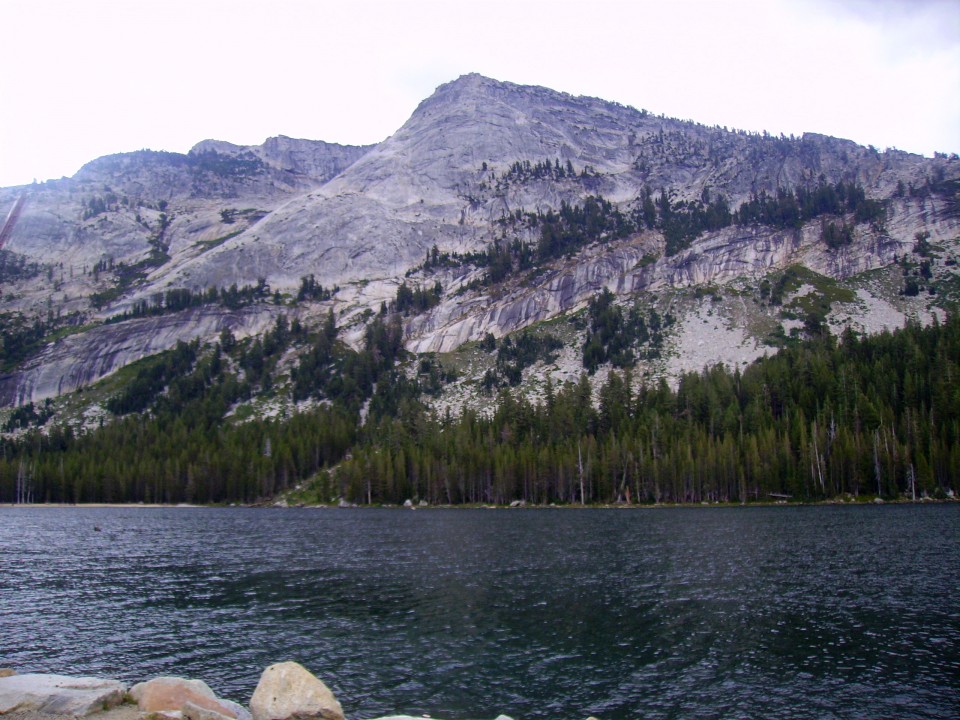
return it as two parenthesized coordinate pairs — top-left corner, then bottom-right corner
(1, 505), (958, 720)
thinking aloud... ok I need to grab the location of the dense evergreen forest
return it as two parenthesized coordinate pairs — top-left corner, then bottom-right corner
(1, 315), (957, 505)
(336, 318), (959, 505)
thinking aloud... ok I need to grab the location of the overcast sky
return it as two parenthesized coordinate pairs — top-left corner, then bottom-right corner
(1, 0), (958, 188)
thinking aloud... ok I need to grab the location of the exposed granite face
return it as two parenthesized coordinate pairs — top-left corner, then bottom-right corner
(0, 135), (372, 272)
(151, 74), (957, 295)
(0, 74), (958, 407)
(188, 136), (374, 190)
(0, 305), (288, 406)
(404, 196), (957, 353)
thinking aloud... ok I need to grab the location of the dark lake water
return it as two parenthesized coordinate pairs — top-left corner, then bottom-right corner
(1, 505), (958, 719)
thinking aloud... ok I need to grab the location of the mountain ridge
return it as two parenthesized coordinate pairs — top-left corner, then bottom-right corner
(0, 73), (958, 413)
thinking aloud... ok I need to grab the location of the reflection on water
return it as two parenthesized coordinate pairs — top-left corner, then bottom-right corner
(1, 505), (957, 719)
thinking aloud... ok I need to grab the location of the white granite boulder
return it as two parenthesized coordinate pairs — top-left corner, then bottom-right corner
(249, 662), (343, 720)
(0, 673), (127, 716)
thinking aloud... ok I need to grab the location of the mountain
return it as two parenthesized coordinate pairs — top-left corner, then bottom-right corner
(0, 73), (958, 415)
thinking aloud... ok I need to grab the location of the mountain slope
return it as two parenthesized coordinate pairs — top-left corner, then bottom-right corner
(146, 74), (955, 294)
(0, 74), (958, 411)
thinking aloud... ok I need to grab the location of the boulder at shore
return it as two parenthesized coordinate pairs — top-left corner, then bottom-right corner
(249, 662), (343, 720)
(129, 677), (251, 720)
(0, 673), (126, 716)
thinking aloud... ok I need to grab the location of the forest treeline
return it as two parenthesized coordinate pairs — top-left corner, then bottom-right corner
(0, 311), (403, 504)
(0, 315), (957, 505)
(335, 318), (959, 505)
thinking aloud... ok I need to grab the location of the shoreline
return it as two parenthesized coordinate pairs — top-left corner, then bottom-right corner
(0, 665), (494, 720)
(3, 497), (956, 510)
(0, 503), (200, 509)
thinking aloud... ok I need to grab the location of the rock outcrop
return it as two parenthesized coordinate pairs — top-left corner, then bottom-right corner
(0, 673), (126, 716)
(0, 305), (289, 406)
(188, 137), (374, 191)
(249, 662), (343, 720)
(404, 193), (957, 353)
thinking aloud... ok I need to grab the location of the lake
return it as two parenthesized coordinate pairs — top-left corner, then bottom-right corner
(1, 505), (957, 719)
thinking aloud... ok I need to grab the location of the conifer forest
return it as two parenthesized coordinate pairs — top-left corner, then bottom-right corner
(2, 314), (957, 506)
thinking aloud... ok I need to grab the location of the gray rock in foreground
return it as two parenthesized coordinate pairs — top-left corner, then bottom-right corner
(0, 673), (127, 716)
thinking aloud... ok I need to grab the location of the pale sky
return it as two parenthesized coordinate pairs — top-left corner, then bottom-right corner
(1, 0), (958, 188)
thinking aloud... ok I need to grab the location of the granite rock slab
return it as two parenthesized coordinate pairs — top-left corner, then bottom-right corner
(0, 673), (127, 716)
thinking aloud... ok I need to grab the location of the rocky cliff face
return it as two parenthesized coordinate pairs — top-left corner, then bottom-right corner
(403, 194), (956, 353)
(154, 75), (955, 293)
(0, 305), (288, 406)
(0, 137), (372, 270)
(0, 74), (958, 408)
